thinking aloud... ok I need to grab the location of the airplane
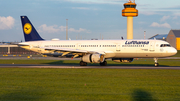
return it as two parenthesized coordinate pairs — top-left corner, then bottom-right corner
(18, 16), (177, 67)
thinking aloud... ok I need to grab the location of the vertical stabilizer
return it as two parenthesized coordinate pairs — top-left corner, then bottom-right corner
(20, 16), (44, 41)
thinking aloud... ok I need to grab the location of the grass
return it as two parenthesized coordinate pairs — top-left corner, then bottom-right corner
(0, 59), (180, 66)
(0, 68), (180, 101)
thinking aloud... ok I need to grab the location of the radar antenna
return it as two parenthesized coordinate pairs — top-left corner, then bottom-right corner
(127, 0), (135, 3)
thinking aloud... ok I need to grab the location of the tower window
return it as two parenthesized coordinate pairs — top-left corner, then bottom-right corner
(124, 5), (131, 8)
(131, 5), (136, 8)
(124, 5), (136, 8)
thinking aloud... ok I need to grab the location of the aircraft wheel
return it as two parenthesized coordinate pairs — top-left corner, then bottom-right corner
(80, 61), (84, 66)
(80, 61), (87, 66)
(83, 62), (87, 66)
(104, 61), (107, 66)
(100, 61), (107, 66)
(155, 63), (159, 67)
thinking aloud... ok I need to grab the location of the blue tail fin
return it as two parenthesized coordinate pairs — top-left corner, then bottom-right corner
(21, 16), (44, 42)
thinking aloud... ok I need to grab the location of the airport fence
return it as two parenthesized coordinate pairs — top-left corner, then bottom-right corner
(0, 46), (38, 55)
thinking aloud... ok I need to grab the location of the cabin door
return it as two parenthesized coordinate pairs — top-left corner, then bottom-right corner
(77, 43), (81, 49)
(38, 42), (42, 53)
(116, 44), (121, 52)
(149, 42), (155, 52)
(36, 42), (42, 53)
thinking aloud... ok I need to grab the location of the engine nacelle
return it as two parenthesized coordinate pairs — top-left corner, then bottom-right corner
(82, 54), (105, 63)
(112, 58), (133, 63)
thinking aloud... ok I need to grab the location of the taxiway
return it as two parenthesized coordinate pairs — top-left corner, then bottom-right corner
(0, 64), (180, 69)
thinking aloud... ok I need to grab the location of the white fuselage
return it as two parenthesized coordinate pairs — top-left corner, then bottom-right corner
(19, 39), (177, 58)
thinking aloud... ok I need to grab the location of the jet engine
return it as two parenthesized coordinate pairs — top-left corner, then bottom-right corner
(112, 58), (133, 63)
(82, 54), (105, 63)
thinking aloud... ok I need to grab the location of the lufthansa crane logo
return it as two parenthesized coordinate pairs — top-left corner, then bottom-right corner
(24, 23), (32, 34)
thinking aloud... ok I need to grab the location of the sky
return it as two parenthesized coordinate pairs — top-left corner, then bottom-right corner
(0, 0), (180, 42)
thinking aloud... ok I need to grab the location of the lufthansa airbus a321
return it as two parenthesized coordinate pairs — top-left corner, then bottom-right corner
(19, 16), (177, 67)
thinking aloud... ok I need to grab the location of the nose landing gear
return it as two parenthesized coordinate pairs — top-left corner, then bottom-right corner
(154, 58), (159, 67)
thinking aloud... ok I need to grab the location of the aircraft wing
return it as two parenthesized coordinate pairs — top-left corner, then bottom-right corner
(18, 43), (29, 46)
(43, 47), (88, 53)
(41, 47), (105, 57)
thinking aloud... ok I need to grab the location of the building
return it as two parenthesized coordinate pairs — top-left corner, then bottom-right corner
(122, 0), (138, 39)
(166, 30), (180, 50)
(149, 34), (168, 41)
(0, 44), (38, 55)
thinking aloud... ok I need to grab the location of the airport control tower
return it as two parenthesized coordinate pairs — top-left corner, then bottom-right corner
(122, 0), (138, 39)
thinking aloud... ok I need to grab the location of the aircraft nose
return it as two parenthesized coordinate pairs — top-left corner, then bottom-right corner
(171, 48), (177, 55)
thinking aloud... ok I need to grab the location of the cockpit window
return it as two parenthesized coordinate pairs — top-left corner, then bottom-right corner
(160, 44), (171, 47)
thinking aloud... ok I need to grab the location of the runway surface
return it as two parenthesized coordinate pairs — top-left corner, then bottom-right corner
(0, 56), (180, 60)
(0, 56), (179, 69)
(0, 64), (180, 69)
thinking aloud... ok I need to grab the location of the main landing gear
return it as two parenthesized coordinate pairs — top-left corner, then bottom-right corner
(100, 61), (107, 66)
(79, 61), (107, 66)
(154, 58), (159, 67)
(80, 61), (87, 66)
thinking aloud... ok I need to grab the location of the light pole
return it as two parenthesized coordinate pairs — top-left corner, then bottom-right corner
(66, 19), (68, 40)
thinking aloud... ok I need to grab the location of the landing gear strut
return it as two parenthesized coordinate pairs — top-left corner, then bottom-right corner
(154, 58), (159, 67)
(100, 61), (107, 66)
(80, 61), (87, 66)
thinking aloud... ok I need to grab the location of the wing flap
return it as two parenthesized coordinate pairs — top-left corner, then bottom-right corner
(18, 43), (29, 46)
(41, 47), (105, 55)
(44, 47), (87, 53)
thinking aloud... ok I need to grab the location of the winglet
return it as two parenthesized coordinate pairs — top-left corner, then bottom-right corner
(20, 16), (44, 42)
